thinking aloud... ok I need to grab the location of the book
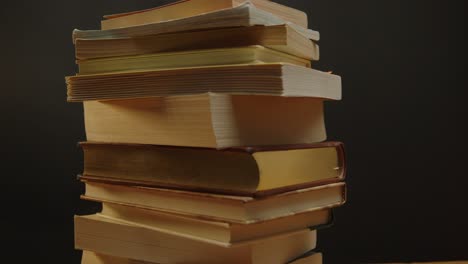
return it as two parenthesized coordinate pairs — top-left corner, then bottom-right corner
(81, 181), (346, 223)
(101, 0), (308, 30)
(83, 94), (327, 148)
(75, 25), (319, 61)
(75, 214), (317, 264)
(72, 3), (319, 43)
(288, 251), (323, 264)
(81, 250), (322, 264)
(98, 202), (333, 243)
(81, 251), (152, 264)
(80, 142), (346, 196)
(67, 64), (342, 102)
(77, 46), (311, 75)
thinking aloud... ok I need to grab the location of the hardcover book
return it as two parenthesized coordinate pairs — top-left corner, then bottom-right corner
(76, 214), (317, 264)
(81, 141), (345, 196)
(98, 202), (334, 243)
(82, 94), (329, 148)
(81, 181), (346, 223)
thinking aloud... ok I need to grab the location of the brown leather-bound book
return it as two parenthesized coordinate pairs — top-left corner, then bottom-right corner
(80, 142), (346, 197)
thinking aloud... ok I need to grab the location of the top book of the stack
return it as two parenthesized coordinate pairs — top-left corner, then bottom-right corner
(101, 0), (309, 30)
(72, 1), (319, 42)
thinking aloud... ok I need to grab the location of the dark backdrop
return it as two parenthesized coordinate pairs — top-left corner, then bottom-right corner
(1, 0), (466, 263)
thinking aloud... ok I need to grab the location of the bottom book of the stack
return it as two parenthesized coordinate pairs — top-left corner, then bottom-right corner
(76, 214), (321, 264)
(81, 250), (323, 264)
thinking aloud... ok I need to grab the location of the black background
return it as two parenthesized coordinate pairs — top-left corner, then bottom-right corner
(1, 0), (466, 263)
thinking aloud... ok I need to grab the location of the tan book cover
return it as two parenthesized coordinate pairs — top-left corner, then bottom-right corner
(97, 202), (333, 243)
(82, 181), (346, 224)
(81, 94), (329, 148)
(81, 250), (323, 264)
(75, 214), (317, 264)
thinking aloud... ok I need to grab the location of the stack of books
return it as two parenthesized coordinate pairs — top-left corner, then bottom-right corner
(67, 1), (346, 263)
